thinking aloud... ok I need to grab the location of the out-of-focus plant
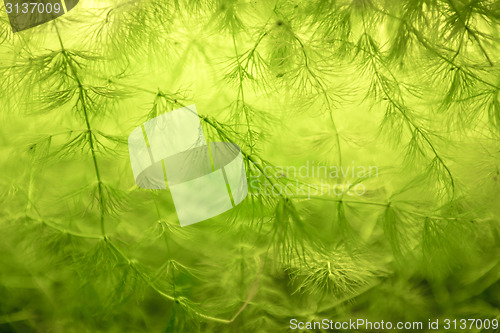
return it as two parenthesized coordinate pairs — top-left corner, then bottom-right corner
(0, 0), (499, 332)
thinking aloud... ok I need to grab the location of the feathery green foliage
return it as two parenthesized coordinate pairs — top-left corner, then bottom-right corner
(0, 0), (499, 332)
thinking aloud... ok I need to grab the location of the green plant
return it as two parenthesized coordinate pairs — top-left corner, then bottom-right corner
(0, 0), (499, 332)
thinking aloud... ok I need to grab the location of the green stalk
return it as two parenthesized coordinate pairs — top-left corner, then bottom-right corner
(292, 32), (343, 168)
(375, 7), (500, 91)
(360, 14), (455, 196)
(445, 0), (493, 66)
(54, 24), (107, 237)
(231, 30), (254, 153)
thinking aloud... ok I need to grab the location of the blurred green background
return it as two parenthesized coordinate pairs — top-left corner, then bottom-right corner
(0, 0), (499, 332)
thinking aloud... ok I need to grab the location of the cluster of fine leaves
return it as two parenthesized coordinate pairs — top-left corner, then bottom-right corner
(0, 0), (499, 332)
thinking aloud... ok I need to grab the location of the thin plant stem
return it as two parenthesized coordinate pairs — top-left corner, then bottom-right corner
(231, 30), (254, 153)
(54, 23), (107, 237)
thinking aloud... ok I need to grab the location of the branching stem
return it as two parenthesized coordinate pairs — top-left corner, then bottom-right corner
(54, 24), (107, 237)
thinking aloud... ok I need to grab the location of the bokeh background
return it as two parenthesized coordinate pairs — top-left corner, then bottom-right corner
(0, 0), (499, 332)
